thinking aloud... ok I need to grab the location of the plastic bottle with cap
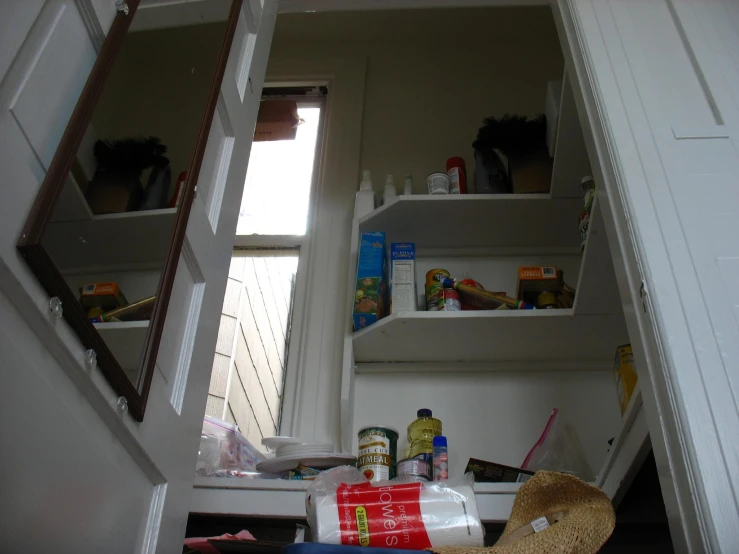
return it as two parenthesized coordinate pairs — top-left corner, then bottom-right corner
(354, 169), (376, 219)
(382, 174), (397, 206)
(403, 174), (413, 196)
(408, 408), (442, 460)
(433, 435), (448, 481)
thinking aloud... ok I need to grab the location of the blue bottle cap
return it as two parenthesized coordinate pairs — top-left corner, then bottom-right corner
(417, 408), (432, 417)
(433, 435), (447, 447)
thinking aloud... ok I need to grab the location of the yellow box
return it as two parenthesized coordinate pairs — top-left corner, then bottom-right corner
(79, 282), (128, 311)
(614, 344), (638, 414)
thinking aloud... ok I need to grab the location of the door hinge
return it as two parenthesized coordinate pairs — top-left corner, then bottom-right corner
(115, 0), (129, 15)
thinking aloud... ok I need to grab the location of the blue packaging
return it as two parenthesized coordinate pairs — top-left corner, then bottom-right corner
(353, 232), (386, 330)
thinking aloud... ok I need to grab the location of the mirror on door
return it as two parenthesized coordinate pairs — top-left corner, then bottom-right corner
(18, 0), (239, 420)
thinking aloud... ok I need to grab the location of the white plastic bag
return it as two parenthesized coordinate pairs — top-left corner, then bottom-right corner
(521, 408), (594, 481)
(196, 416), (268, 477)
(306, 466), (484, 550)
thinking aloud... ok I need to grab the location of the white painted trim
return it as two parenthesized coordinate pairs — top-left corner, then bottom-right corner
(233, 235), (304, 249)
(278, 0), (547, 13)
(190, 476), (523, 522)
(267, 57), (367, 447)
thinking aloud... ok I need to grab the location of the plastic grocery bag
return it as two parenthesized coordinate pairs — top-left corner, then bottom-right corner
(521, 408), (594, 481)
(306, 466), (484, 550)
(196, 416), (268, 477)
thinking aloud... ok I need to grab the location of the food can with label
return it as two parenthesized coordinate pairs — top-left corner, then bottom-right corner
(357, 425), (399, 481)
(426, 172), (451, 195)
(396, 457), (431, 482)
(425, 269), (451, 311)
(439, 289), (461, 311)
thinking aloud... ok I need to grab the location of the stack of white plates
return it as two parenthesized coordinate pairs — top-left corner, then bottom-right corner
(257, 436), (356, 473)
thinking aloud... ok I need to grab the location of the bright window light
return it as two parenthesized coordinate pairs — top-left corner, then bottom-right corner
(237, 106), (320, 236)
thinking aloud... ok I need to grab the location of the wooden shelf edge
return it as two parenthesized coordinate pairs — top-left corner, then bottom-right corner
(93, 320), (150, 330)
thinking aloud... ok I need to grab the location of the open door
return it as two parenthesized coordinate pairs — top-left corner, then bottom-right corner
(0, 0), (277, 551)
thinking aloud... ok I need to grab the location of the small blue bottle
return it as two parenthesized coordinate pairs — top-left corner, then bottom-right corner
(433, 435), (448, 481)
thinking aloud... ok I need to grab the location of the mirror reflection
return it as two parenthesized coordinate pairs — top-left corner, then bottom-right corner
(41, 2), (231, 386)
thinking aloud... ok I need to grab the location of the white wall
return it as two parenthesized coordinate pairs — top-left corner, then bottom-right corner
(270, 7), (564, 193)
(0, 292), (154, 551)
(268, 7), (565, 447)
(354, 370), (621, 481)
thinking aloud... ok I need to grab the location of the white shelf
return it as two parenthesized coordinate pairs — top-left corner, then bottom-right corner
(352, 310), (628, 365)
(550, 71), (592, 198)
(93, 320), (149, 374)
(573, 197), (623, 315)
(45, 208), (178, 272)
(597, 385), (650, 503)
(359, 194), (582, 250)
(190, 477), (521, 522)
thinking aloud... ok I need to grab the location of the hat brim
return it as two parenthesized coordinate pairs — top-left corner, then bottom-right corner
(432, 471), (615, 554)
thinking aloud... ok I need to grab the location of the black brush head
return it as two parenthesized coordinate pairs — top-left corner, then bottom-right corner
(93, 136), (169, 176)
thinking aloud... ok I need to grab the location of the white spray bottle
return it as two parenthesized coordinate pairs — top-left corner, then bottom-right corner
(354, 170), (376, 219)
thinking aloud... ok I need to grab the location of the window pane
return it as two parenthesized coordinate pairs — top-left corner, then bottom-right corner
(205, 252), (299, 444)
(237, 106), (320, 236)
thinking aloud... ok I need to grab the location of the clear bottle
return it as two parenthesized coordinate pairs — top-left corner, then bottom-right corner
(354, 170), (376, 219)
(408, 408), (442, 460)
(382, 174), (397, 205)
(403, 174), (413, 196)
(433, 435), (448, 481)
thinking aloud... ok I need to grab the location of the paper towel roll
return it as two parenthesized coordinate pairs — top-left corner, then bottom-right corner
(312, 482), (484, 549)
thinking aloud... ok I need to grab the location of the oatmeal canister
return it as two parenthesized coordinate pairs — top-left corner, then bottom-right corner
(358, 425), (399, 481)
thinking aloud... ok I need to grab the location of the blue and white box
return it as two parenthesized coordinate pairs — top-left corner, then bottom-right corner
(390, 242), (416, 313)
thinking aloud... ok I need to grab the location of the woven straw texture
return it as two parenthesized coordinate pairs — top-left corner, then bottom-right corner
(432, 471), (615, 554)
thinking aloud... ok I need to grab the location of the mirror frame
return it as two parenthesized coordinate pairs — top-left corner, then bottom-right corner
(17, 0), (242, 421)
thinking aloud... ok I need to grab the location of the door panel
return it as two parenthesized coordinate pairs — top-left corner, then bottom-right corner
(0, 0), (278, 551)
(0, 290), (155, 552)
(6, 1), (97, 169)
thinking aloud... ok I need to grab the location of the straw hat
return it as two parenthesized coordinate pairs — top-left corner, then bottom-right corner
(432, 471), (615, 554)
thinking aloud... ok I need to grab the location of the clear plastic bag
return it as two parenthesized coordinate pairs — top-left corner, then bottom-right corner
(196, 416), (268, 477)
(521, 408), (594, 481)
(306, 466), (484, 550)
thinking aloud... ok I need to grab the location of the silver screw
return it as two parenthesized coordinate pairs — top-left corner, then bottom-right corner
(49, 297), (63, 318)
(84, 349), (97, 371)
(116, 396), (129, 417)
(115, 0), (129, 15)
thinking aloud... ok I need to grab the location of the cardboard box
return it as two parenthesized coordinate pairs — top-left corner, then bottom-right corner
(353, 232), (386, 330)
(509, 151), (553, 194)
(516, 266), (561, 304)
(85, 174), (143, 214)
(465, 458), (534, 483)
(390, 242), (416, 313)
(614, 344), (638, 414)
(79, 282), (128, 311)
(254, 100), (300, 142)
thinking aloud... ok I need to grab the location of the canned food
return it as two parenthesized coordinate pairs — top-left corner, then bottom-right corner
(358, 425), (399, 481)
(439, 289), (461, 311)
(425, 269), (451, 311)
(426, 172), (450, 195)
(397, 457), (431, 482)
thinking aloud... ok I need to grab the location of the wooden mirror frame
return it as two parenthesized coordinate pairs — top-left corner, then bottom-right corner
(17, 0), (242, 421)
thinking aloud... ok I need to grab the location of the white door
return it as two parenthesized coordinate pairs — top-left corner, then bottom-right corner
(0, 0), (277, 551)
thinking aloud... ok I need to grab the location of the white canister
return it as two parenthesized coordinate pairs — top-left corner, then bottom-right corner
(426, 172), (450, 195)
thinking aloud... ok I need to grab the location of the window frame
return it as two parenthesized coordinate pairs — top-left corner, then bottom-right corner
(231, 91), (327, 433)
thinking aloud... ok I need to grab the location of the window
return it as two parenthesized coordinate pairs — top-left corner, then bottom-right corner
(206, 88), (325, 445)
